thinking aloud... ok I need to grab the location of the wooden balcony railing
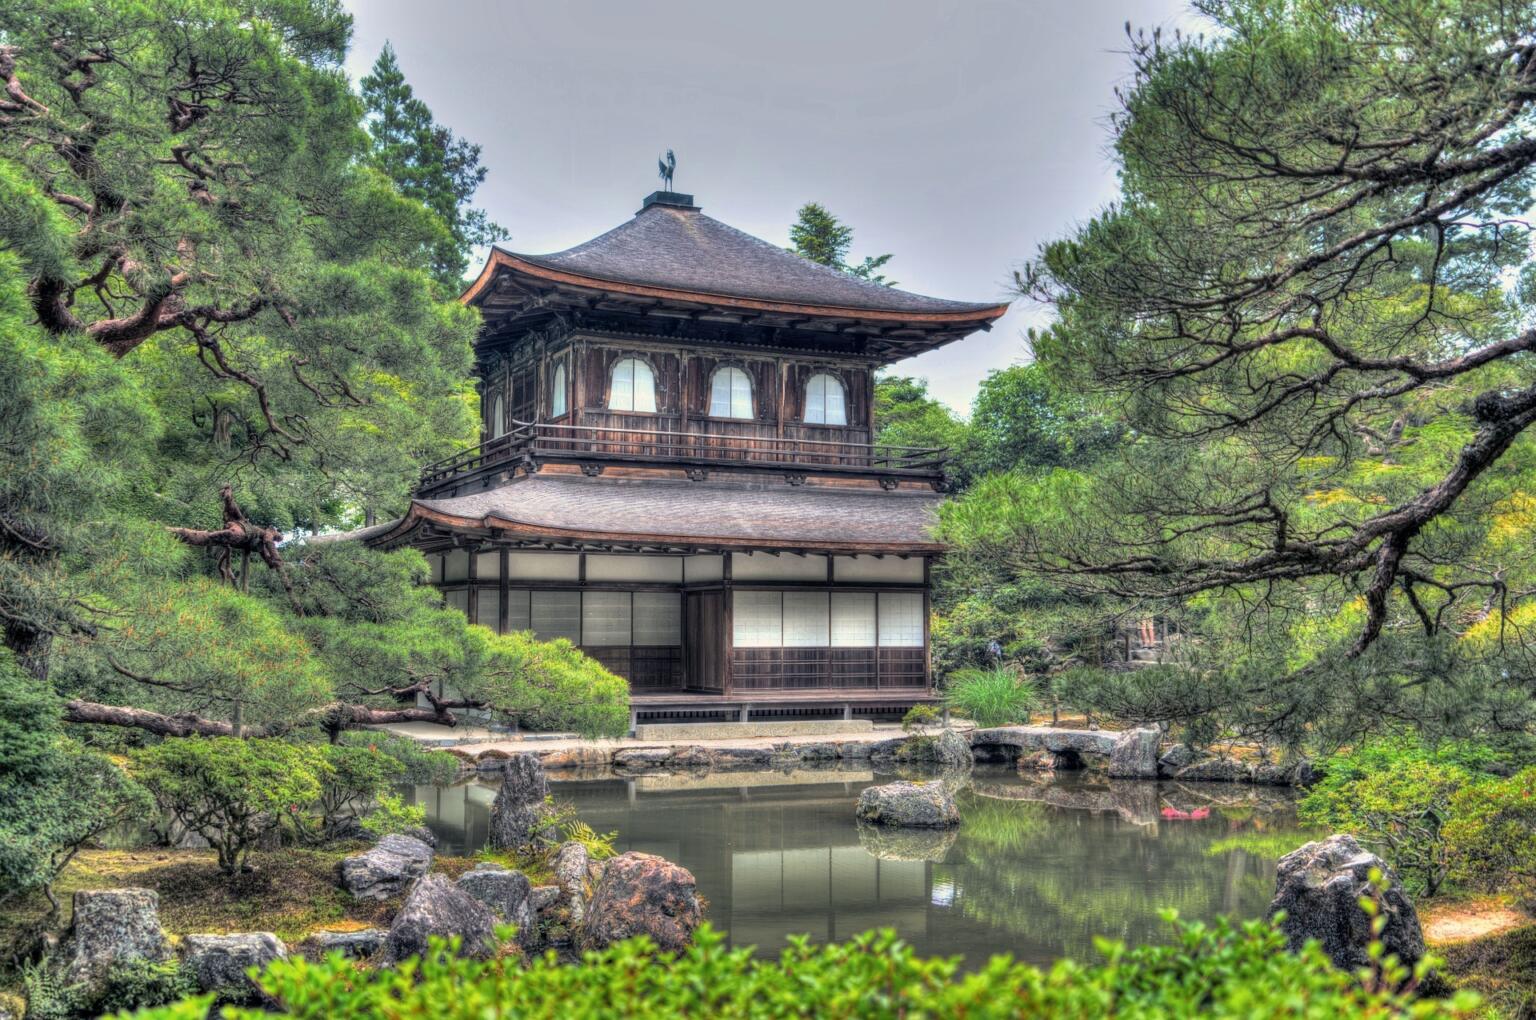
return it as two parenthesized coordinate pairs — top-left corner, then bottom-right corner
(418, 420), (949, 496)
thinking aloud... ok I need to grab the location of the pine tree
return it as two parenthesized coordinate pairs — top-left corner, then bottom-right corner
(361, 43), (508, 291)
(788, 203), (895, 285)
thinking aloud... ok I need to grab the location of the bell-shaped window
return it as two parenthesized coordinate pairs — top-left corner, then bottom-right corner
(609, 357), (656, 412)
(490, 393), (506, 439)
(550, 362), (568, 418)
(709, 366), (753, 419)
(803, 373), (847, 425)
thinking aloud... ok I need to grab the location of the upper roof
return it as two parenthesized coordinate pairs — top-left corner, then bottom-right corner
(461, 192), (1008, 343)
(342, 472), (945, 554)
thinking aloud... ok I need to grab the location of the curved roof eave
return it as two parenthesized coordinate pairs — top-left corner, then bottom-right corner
(460, 248), (1009, 328)
(367, 500), (945, 555)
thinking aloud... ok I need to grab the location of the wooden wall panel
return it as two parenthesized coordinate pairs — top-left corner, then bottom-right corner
(684, 591), (725, 692)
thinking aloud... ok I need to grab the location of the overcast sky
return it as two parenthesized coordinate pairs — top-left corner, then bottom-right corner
(341, 1), (1199, 414)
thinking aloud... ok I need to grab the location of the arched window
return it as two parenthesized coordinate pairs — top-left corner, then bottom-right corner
(803, 373), (847, 425)
(550, 362), (568, 418)
(709, 366), (753, 419)
(608, 357), (656, 412)
(490, 393), (506, 439)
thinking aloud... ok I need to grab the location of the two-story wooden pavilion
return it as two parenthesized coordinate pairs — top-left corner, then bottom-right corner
(359, 190), (1007, 728)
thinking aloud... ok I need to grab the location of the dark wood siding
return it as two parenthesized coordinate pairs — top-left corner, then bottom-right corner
(684, 590), (726, 692)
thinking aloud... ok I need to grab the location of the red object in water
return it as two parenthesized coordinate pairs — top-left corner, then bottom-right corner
(1160, 806), (1211, 821)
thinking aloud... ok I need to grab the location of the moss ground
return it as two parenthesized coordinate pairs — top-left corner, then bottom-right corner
(1, 845), (483, 952)
(1436, 921), (1536, 1018)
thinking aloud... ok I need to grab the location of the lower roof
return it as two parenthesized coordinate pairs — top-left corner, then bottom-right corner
(350, 473), (944, 554)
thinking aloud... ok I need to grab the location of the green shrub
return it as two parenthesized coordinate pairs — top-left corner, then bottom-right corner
(313, 743), (406, 838)
(93, 959), (198, 1015)
(560, 819), (619, 861)
(469, 630), (630, 738)
(357, 792), (426, 838)
(943, 667), (1036, 727)
(1444, 766), (1536, 910)
(1300, 739), (1480, 896)
(335, 730), (460, 784)
(0, 651), (150, 908)
(122, 918), (1475, 1019)
(132, 738), (324, 875)
(21, 961), (84, 1020)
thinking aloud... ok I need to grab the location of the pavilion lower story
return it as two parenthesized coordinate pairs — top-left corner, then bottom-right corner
(358, 468), (948, 728)
(427, 546), (935, 706)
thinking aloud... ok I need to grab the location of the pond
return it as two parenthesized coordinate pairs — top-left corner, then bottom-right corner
(403, 765), (1302, 968)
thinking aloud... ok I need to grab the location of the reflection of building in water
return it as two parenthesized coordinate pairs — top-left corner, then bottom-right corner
(405, 776), (936, 952)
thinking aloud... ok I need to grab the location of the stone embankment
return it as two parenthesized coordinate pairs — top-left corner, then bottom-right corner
(438, 724), (1312, 786)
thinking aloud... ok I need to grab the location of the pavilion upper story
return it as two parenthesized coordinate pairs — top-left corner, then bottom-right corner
(419, 190), (1007, 497)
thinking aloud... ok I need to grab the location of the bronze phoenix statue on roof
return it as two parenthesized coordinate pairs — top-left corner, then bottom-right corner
(657, 149), (676, 190)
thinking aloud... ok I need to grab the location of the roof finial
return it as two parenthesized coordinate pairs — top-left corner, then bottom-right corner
(657, 149), (676, 191)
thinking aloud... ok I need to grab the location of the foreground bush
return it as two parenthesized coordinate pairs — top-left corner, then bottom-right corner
(124, 918), (1474, 1019)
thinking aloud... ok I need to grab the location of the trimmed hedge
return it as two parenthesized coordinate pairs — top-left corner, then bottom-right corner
(122, 917), (1475, 1019)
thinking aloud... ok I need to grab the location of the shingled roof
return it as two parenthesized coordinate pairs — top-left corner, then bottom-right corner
(462, 192), (1008, 328)
(359, 473), (944, 553)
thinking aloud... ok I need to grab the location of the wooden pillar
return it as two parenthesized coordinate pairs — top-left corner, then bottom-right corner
(776, 358), (787, 442)
(922, 557), (933, 693)
(721, 553), (734, 696)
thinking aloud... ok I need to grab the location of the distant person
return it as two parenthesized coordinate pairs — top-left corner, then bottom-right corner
(986, 639), (1003, 665)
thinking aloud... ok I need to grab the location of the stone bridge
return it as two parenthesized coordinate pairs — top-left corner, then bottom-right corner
(968, 725), (1161, 779)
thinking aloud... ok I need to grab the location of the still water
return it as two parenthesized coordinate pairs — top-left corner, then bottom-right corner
(405, 765), (1300, 967)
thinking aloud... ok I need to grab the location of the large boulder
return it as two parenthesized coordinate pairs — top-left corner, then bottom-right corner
(339, 833), (434, 900)
(456, 863), (536, 942)
(1157, 744), (1210, 775)
(306, 928), (386, 960)
(1269, 834), (1424, 970)
(856, 781), (960, 828)
(55, 889), (171, 986)
(1108, 727), (1162, 779)
(538, 746), (612, 770)
(897, 729), (974, 770)
(488, 754), (550, 851)
(714, 746), (773, 769)
(1174, 757), (1255, 783)
(380, 874), (498, 963)
(180, 933), (287, 1004)
(583, 853), (703, 953)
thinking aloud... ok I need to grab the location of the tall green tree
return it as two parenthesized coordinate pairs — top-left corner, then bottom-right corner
(942, 0), (1536, 749)
(788, 202), (895, 284)
(0, 0), (627, 742)
(361, 42), (508, 292)
(0, 0), (481, 673)
(967, 363), (1123, 476)
(873, 376), (967, 450)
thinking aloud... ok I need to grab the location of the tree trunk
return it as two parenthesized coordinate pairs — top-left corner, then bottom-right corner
(62, 699), (464, 737)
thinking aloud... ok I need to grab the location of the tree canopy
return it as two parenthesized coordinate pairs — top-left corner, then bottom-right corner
(788, 202), (895, 284)
(360, 42), (507, 292)
(937, 0), (1536, 751)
